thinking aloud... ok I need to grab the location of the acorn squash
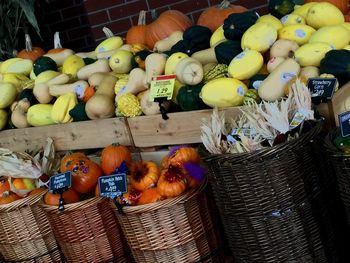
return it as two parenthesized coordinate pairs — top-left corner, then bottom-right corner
(320, 50), (350, 85)
(214, 40), (242, 65)
(223, 11), (259, 41)
(176, 84), (208, 111)
(268, 0), (295, 18)
(69, 102), (90, 122)
(19, 88), (39, 105)
(33, 57), (58, 76)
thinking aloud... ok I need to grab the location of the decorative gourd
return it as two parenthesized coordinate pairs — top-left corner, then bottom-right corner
(0, 73), (30, 92)
(44, 189), (80, 205)
(144, 53), (167, 84)
(210, 26), (226, 47)
(138, 188), (163, 205)
(17, 34), (45, 61)
(62, 55), (85, 80)
(268, 0), (295, 18)
(197, 0), (247, 32)
(33, 57), (58, 76)
(11, 99), (30, 128)
(126, 10), (148, 45)
(145, 10), (193, 49)
(95, 27), (123, 54)
(270, 39), (299, 58)
(175, 57), (203, 85)
(131, 50), (153, 70)
(223, 11), (259, 41)
(243, 89), (261, 105)
(176, 84), (208, 111)
(157, 166), (187, 198)
(154, 31), (183, 52)
(101, 144), (132, 175)
(130, 161), (160, 191)
(204, 64), (228, 84)
(116, 93), (143, 117)
(320, 49), (350, 85)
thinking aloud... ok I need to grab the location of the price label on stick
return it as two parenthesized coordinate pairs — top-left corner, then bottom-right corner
(49, 171), (72, 193)
(149, 74), (176, 101)
(98, 173), (128, 199)
(339, 111), (350, 137)
(308, 78), (337, 100)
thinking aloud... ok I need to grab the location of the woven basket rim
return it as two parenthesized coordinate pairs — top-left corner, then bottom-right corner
(0, 189), (47, 211)
(112, 178), (207, 214)
(202, 120), (323, 162)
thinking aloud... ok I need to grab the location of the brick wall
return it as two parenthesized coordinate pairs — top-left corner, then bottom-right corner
(34, 0), (268, 52)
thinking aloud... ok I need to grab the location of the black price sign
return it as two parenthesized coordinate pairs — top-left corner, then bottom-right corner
(308, 78), (337, 100)
(49, 171), (72, 193)
(339, 111), (350, 137)
(98, 173), (127, 199)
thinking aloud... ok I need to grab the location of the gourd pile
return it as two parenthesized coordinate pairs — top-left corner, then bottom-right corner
(0, 144), (204, 206)
(0, 0), (349, 131)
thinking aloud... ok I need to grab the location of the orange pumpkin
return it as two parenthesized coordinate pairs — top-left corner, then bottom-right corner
(138, 187), (163, 205)
(44, 189), (80, 206)
(130, 161), (160, 191)
(168, 147), (201, 167)
(0, 192), (21, 205)
(304, 0), (349, 14)
(145, 10), (193, 49)
(157, 166), (187, 198)
(126, 10), (148, 45)
(117, 186), (142, 205)
(60, 152), (88, 172)
(197, 0), (248, 32)
(101, 144), (132, 175)
(29, 188), (47, 196)
(17, 34), (45, 61)
(0, 179), (10, 197)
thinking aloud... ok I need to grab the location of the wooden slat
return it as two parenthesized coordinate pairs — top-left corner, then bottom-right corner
(128, 107), (242, 148)
(0, 117), (131, 152)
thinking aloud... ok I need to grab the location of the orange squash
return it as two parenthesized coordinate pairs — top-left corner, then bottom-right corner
(17, 34), (45, 61)
(130, 161), (160, 191)
(101, 144), (132, 175)
(126, 10), (148, 45)
(138, 187), (163, 205)
(304, 0), (349, 14)
(44, 189), (80, 206)
(157, 166), (187, 198)
(197, 0), (247, 32)
(145, 10), (193, 49)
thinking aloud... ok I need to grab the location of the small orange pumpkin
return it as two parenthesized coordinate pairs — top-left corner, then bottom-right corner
(168, 147), (201, 167)
(0, 179), (10, 197)
(117, 186), (142, 205)
(130, 161), (159, 191)
(44, 189), (80, 206)
(17, 34), (45, 61)
(126, 10), (148, 45)
(60, 152), (88, 172)
(157, 166), (187, 198)
(101, 144), (132, 175)
(0, 192), (21, 205)
(138, 187), (163, 205)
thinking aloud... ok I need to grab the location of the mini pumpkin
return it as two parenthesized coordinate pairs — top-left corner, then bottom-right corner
(60, 152), (88, 172)
(157, 166), (187, 198)
(168, 147), (201, 167)
(17, 34), (45, 61)
(0, 192), (21, 205)
(101, 144), (132, 175)
(130, 161), (160, 191)
(117, 186), (142, 205)
(0, 179), (10, 197)
(126, 10), (148, 45)
(138, 187), (163, 205)
(44, 189), (80, 206)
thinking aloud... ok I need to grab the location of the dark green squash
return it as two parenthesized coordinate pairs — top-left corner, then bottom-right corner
(268, 0), (295, 18)
(223, 11), (259, 41)
(19, 89), (39, 105)
(320, 50), (350, 86)
(176, 84), (208, 111)
(83, 57), (97, 65)
(69, 102), (90, 122)
(248, 74), (268, 90)
(183, 25), (212, 45)
(33, 57), (58, 76)
(214, 40), (242, 65)
(131, 50), (153, 69)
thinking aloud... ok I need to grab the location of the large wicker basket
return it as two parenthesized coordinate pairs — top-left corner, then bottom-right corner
(113, 181), (223, 263)
(0, 190), (62, 263)
(202, 122), (329, 262)
(41, 197), (131, 263)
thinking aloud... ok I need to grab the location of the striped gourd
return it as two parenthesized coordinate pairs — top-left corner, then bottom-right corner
(203, 64), (228, 84)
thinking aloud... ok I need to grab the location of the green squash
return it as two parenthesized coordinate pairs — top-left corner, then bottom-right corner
(243, 89), (261, 105)
(268, 0), (295, 18)
(19, 89), (39, 105)
(33, 57), (58, 76)
(69, 102), (90, 122)
(248, 74), (268, 90)
(320, 50), (350, 86)
(214, 40), (242, 65)
(223, 11), (259, 41)
(83, 58), (97, 65)
(176, 84), (208, 111)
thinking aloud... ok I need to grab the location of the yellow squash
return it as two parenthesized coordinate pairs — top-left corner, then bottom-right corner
(309, 25), (350, 50)
(294, 42), (333, 67)
(278, 24), (315, 45)
(210, 25), (227, 47)
(27, 104), (55, 127)
(228, 50), (263, 80)
(0, 109), (8, 130)
(256, 14), (283, 30)
(62, 55), (85, 80)
(0, 82), (17, 109)
(306, 2), (344, 29)
(51, 92), (78, 123)
(241, 23), (277, 52)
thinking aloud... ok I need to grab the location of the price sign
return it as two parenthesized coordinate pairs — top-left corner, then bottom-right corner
(49, 171), (72, 193)
(149, 74), (176, 101)
(339, 111), (350, 137)
(308, 78), (337, 100)
(98, 173), (128, 199)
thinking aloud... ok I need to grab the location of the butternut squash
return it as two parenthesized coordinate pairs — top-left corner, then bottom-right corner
(267, 57), (286, 73)
(46, 73), (70, 86)
(33, 83), (53, 104)
(11, 99), (30, 128)
(116, 68), (147, 99)
(49, 80), (89, 99)
(140, 89), (171, 116)
(77, 59), (111, 80)
(88, 72), (109, 87)
(76, 51), (97, 59)
(153, 31), (183, 52)
(191, 48), (217, 65)
(144, 53), (167, 85)
(270, 39), (299, 58)
(175, 57), (203, 85)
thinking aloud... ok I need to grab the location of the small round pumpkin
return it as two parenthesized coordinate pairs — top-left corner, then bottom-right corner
(17, 34), (45, 61)
(43, 189), (80, 206)
(126, 10), (148, 45)
(168, 147), (201, 167)
(101, 144), (132, 175)
(117, 186), (142, 205)
(157, 166), (187, 198)
(0, 192), (21, 205)
(197, 0), (248, 32)
(60, 152), (88, 172)
(138, 187), (163, 205)
(0, 179), (10, 197)
(130, 161), (160, 191)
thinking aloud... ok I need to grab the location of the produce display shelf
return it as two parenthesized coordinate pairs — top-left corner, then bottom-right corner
(0, 107), (242, 152)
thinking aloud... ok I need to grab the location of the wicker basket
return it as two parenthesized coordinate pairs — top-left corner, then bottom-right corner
(113, 181), (223, 263)
(41, 197), (131, 263)
(0, 190), (62, 263)
(202, 122), (329, 262)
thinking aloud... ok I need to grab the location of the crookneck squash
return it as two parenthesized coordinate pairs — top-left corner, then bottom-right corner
(223, 11), (259, 41)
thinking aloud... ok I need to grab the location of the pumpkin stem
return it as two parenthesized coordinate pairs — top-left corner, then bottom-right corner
(24, 34), (33, 52)
(103, 27), (114, 38)
(54, 32), (62, 49)
(138, 10), (146, 25)
(218, 0), (231, 9)
(151, 9), (157, 20)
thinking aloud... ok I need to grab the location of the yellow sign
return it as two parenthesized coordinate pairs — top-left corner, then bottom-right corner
(149, 74), (176, 101)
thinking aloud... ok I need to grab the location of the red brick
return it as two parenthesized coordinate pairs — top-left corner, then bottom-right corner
(42, 11), (62, 23)
(234, 0), (266, 9)
(170, 0), (209, 14)
(61, 5), (85, 19)
(91, 18), (131, 39)
(50, 18), (82, 32)
(68, 26), (92, 40)
(64, 37), (88, 51)
(109, 0), (148, 21)
(87, 10), (110, 25)
(43, 0), (75, 10)
(148, 0), (182, 9)
(84, 0), (124, 13)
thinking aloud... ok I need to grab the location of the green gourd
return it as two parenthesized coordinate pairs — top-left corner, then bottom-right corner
(176, 84), (208, 111)
(223, 11), (259, 41)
